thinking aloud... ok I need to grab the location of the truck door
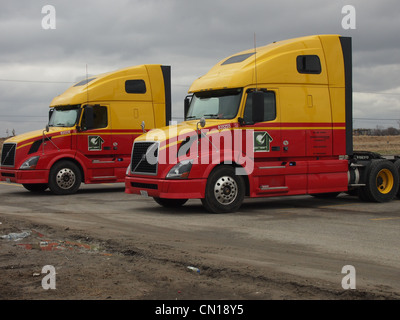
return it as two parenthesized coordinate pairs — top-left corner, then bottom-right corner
(242, 89), (281, 155)
(76, 104), (117, 182)
(108, 103), (151, 182)
(241, 89), (288, 195)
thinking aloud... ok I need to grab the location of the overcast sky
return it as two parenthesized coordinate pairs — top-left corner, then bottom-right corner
(1, 0), (399, 135)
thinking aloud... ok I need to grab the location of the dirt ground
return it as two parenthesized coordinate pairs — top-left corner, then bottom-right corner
(1, 213), (235, 301)
(0, 214), (339, 300)
(1, 135), (400, 302)
(1, 204), (398, 301)
(353, 135), (400, 155)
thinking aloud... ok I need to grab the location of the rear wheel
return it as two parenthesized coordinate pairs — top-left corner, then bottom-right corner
(153, 197), (188, 208)
(201, 166), (245, 213)
(48, 160), (82, 195)
(394, 160), (400, 199)
(358, 160), (399, 202)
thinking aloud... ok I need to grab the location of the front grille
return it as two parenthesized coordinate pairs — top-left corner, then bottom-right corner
(131, 142), (158, 175)
(1, 143), (16, 167)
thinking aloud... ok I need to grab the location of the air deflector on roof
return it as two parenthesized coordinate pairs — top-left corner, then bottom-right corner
(74, 78), (96, 86)
(221, 52), (255, 65)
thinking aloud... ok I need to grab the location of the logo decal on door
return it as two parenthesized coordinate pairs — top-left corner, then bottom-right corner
(88, 135), (104, 151)
(254, 131), (273, 152)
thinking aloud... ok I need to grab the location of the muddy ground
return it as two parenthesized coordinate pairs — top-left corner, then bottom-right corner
(1, 217), (392, 302)
(1, 214), (368, 300)
(1, 184), (399, 302)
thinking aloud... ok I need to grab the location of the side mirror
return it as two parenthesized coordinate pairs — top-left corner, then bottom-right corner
(141, 120), (146, 133)
(48, 108), (54, 122)
(199, 117), (206, 128)
(84, 105), (94, 130)
(196, 117), (206, 136)
(197, 116), (205, 129)
(184, 95), (192, 120)
(252, 91), (264, 123)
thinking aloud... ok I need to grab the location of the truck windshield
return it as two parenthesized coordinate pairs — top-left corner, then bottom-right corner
(48, 105), (81, 127)
(186, 89), (242, 120)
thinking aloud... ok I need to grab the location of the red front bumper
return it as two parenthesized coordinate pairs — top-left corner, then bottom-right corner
(0, 168), (48, 184)
(125, 175), (206, 199)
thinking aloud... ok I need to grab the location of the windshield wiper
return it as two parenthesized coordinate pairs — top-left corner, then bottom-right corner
(49, 123), (68, 127)
(185, 116), (197, 120)
(203, 114), (219, 119)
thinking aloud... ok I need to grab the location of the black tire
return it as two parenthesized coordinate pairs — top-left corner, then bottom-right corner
(357, 187), (370, 202)
(345, 188), (358, 196)
(358, 160), (399, 203)
(23, 183), (48, 192)
(153, 197), (188, 208)
(311, 192), (341, 198)
(48, 160), (82, 195)
(394, 160), (400, 199)
(201, 166), (245, 213)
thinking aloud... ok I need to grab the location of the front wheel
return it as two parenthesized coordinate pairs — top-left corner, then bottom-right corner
(48, 160), (82, 195)
(153, 197), (188, 208)
(23, 183), (48, 193)
(201, 166), (245, 213)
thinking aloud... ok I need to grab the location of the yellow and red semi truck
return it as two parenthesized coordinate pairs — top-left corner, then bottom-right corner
(125, 35), (400, 213)
(1, 64), (171, 194)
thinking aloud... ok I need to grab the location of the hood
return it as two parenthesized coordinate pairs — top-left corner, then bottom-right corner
(135, 119), (238, 147)
(4, 127), (74, 146)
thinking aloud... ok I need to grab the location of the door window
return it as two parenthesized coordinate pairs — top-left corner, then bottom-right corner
(81, 105), (108, 130)
(243, 91), (276, 123)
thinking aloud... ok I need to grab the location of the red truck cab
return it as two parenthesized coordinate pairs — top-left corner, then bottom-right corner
(1, 65), (171, 194)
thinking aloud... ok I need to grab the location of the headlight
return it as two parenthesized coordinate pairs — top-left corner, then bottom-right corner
(19, 156), (40, 170)
(166, 159), (193, 179)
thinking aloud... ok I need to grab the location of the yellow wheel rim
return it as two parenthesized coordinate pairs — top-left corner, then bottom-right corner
(376, 169), (394, 194)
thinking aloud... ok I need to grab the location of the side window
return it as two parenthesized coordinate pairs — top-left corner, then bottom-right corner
(296, 55), (321, 74)
(243, 91), (276, 123)
(81, 106), (108, 130)
(125, 80), (146, 94)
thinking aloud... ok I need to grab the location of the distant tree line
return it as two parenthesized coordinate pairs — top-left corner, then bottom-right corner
(354, 127), (400, 136)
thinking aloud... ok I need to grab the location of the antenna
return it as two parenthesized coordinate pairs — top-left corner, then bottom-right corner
(254, 32), (258, 91)
(86, 64), (89, 103)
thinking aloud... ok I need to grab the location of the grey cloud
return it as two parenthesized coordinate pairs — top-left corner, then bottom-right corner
(0, 0), (400, 134)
